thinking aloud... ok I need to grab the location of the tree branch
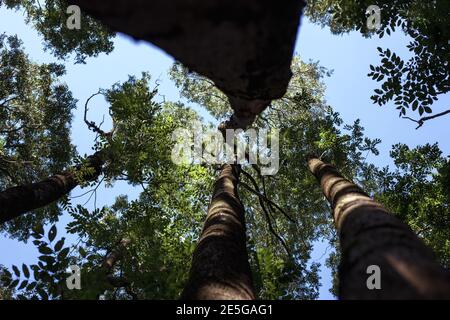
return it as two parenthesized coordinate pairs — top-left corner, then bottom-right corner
(84, 91), (115, 140)
(403, 108), (450, 129)
(240, 180), (290, 256)
(247, 166), (295, 223)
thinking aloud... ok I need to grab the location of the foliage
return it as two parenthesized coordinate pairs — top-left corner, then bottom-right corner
(305, 0), (450, 121)
(373, 143), (450, 266)
(0, 33), (76, 240)
(1, 33), (447, 299)
(1, 57), (383, 299)
(1, 0), (115, 63)
(2, 224), (73, 299)
(170, 57), (382, 299)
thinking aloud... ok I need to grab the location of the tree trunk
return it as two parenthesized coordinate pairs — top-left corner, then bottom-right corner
(102, 238), (136, 297)
(102, 238), (131, 270)
(308, 157), (450, 299)
(181, 164), (255, 300)
(71, 0), (305, 104)
(0, 151), (104, 224)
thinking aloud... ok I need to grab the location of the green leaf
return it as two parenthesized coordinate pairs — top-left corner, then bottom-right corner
(419, 106), (424, 116)
(79, 247), (87, 258)
(34, 224), (45, 237)
(31, 233), (43, 239)
(58, 247), (70, 260)
(48, 225), (57, 242)
(54, 238), (65, 252)
(38, 245), (53, 255)
(424, 107), (432, 114)
(27, 282), (37, 291)
(10, 279), (19, 288)
(12, 265), (20, 277)
(37, 287), (49, 300)
(32, 266), (39, 280)
(18, 280), (28, 290)
(39, 255), (55, 265)
(22, 264), (30, 278)
(86, 254), (97, 262)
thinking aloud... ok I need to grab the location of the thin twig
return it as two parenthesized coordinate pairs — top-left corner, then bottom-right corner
(81, 177), (105, 207)
(402, 108), (450, 129)
(84, 91), (115, 140)
(243, 168), (295, 223)
(240, 177), (290, 256)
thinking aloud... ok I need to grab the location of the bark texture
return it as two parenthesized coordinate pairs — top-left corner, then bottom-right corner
(102, 238), (131, 270)
(102, 237), (135, 297)
(71, 0), (306, 127)
(308, 158), (450, 299)
(0, 152), (104, 224)
(181, 164), (255, 300)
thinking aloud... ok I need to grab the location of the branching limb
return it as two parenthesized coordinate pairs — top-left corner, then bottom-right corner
(403, 108), (450, 129)
(81, 176), (105, 207)
(240, 180), (290, 256)
(217, 119), (292, 254)
(84, 91), (115, 141)
(244, 167), (295, 223)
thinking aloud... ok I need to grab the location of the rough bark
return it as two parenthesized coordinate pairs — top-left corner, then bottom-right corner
(102, 238), (132, 270)
(181, 164), (255, 300)
(308, 157), (450, 299)
(71, 0), (306, 127)
(102, 238), (135, 297)
(0, 151), (104, 224)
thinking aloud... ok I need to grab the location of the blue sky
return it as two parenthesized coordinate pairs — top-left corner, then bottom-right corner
(0, 7), (448, 300)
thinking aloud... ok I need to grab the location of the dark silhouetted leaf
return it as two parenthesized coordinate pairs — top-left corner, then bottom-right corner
(12, 265), (20, 277)
(48, 225), (57, 242)
(22, 264), (30, 278)
(38, 245), (53, 255)
(54, 238), (65, 252)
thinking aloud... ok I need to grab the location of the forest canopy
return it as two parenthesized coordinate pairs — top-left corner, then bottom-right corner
(0, 0), (449, 300)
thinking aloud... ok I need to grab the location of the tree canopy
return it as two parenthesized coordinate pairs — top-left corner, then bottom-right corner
(0, 33), (76, 240)
(306, 0), (450, 126)
(0, 0), (449, 300)
(1, 0), (115, 63)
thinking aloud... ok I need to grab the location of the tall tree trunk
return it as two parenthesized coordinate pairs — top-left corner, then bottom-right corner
(308, 157), (450, 299)
(101, 238), (137, 298)
(0, 151), (104, 224)
(181, 164), (255, 300)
